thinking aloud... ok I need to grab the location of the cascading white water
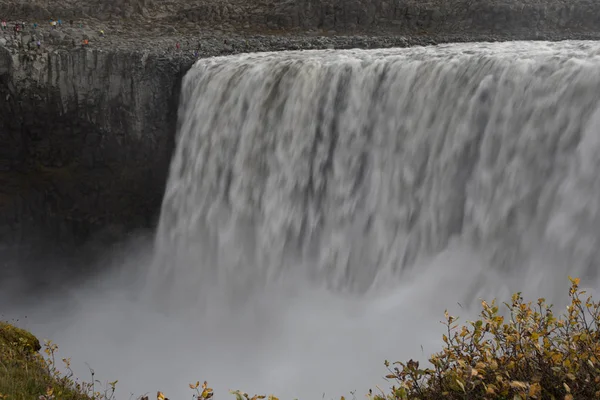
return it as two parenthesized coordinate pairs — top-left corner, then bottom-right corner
(9, 41), (600, 400)
(152, 41), (600, 306)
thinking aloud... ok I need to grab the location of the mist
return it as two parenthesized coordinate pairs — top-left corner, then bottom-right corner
(1, 235), (591, 400)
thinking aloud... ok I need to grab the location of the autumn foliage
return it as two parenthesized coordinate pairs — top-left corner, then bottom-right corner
(372, 277), (600, 400)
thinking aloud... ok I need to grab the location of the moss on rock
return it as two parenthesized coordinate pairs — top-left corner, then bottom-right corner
(0, 321), (42, 353)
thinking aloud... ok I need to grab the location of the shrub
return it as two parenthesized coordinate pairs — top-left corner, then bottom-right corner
(371, 277), (600, 400)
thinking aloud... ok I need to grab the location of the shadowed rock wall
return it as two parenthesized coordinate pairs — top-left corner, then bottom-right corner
(0, 47), (190, 255)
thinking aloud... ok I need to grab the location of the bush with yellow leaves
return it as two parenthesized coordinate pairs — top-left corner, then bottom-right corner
(371, 277), (600, 400)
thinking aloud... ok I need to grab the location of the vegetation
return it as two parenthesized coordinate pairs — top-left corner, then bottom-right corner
(373, 277), (600, 400)
(1, 277), (599, 399)
(0, 321), (114, 400)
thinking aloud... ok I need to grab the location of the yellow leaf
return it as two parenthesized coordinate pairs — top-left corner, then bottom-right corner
(565, 395), (573, 400)
(572, 277), (581, 285)
(157, 391), (165, 400)
(529, 383), (541, 398)
(190, 384), (196, 390)
(509, 381), (528, 390)
(202, 381), (207, 389)
(46, 387), (54, 396)
(456, 379), (465, 393)
(471, 368), (479, 377)
(563, 383), (571, 393)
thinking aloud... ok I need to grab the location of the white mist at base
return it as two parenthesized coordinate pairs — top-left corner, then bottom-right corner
(4, 40), (600, 399)
(5, 240), (596, 400)
(4, 241), (575, 400)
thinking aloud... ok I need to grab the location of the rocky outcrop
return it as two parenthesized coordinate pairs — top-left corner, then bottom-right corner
(0, 45), (191, 254)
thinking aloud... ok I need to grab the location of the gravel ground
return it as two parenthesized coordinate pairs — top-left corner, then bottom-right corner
(3, 15), (600, 60)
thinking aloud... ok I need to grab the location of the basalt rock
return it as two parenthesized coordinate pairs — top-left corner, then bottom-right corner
(0, 46), (192, 254)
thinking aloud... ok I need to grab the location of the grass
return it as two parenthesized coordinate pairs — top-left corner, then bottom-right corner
(0, 322), (112, 400)
(1, 277), (599, 399)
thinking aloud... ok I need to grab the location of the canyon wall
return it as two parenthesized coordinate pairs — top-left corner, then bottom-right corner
(0, 47), (191, 257)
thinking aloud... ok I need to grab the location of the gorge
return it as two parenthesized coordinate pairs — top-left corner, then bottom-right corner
(3, 0), (600, 399)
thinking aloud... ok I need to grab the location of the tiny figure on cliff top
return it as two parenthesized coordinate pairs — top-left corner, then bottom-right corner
(1, 20), (6, 30)
(99, 30), (105, 37)
(82, 39), (89, 48)
(36, 40), (41, 49)
(176, 42), (180, 50)
(33, 22), (38, 30)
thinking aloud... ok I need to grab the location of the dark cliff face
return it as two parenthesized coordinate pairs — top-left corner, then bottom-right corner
(0, 47), (191, 258)
(172, 0), (600, 34)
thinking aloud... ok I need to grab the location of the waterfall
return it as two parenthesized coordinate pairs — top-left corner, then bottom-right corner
(10, 41), (600, 400)
(151, 41), (600, 307)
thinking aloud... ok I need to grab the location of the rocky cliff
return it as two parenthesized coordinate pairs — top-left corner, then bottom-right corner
(3, 0), (600, 34)
(2, 0), (600, 263)
(0, 46), (190, 259)
(169, 0), (600, 34)
(0, 0), (600, 34)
